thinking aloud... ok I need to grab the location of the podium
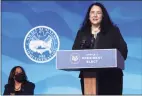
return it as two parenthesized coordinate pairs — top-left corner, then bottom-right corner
(56, 49), (124, 95)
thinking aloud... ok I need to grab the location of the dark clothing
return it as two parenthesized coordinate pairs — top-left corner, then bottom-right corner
(3, 81), (35, 95)
(72, 26), (128, 95)
(97, 73), (123, 95)
(80, 72), (123, 95)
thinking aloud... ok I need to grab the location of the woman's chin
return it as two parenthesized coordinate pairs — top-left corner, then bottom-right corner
(92, 22), (99, 25)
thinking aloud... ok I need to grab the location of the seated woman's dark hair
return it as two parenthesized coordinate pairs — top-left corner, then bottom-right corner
(8, 66), (28, 85)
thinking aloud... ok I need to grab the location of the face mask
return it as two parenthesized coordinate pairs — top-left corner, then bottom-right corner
(14, 73), (26, 83)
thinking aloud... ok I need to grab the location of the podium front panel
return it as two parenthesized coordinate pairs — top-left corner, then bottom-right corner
(56, 49), (124, 70)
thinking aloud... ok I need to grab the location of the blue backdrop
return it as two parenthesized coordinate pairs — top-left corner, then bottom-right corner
(1, 1), (142, 94)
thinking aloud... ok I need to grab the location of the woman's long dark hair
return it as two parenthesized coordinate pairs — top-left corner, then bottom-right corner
(80, 2), (115, 33)
(8, 66), (28, 85)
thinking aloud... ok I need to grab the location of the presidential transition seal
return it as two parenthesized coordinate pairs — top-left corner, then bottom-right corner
(70, 53), (80, 64)
(24, 26), (60, 63)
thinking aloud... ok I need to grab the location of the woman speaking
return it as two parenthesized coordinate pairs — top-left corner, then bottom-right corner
(72, 2), (128, 95)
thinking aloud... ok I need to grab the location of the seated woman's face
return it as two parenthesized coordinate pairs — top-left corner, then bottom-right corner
(15, 67), (22, 75)
(14, 67), (26, 83)
(89, 5), (103, 25)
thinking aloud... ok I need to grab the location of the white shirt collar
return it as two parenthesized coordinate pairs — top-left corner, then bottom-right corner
(91, 30), (100, 39)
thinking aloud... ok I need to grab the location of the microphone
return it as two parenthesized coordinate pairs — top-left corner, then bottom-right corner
(90, 34), (95, 49)
(80, 36), (87, 49)
(80, 35), (95, 49)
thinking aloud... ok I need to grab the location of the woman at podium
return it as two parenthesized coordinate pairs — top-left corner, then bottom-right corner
(72, 2), (128, 95)
(3, 66), (35, 95)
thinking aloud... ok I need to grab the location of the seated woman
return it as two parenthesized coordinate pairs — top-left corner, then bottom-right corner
(3, 66), (35, 95)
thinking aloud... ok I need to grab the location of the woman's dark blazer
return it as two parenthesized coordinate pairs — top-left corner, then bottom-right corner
(72, 26), (128, 78)
(3, 81), (35, 95)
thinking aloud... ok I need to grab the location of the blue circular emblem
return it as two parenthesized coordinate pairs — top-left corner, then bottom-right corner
(24, 26), (60, 63)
